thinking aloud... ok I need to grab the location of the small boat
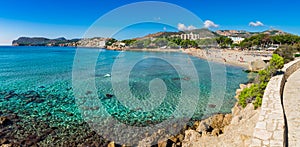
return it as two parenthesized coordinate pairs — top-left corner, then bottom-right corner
(103, 74), (111, 77)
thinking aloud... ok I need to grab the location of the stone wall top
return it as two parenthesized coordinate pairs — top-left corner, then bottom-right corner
(251, 58), (300, 147)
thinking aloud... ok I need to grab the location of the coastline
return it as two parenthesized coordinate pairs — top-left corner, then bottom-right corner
(106, 47), (182, 53)
(6, 45), (270, 70)
(104, 47), (263, 146)
(106, 47), (272, 70)
(135, 83), (260, 147)
(182, 48), (272, 70)
(0, 46), (260, 146)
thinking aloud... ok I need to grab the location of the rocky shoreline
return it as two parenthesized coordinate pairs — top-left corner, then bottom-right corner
(0, 84), (260, 146)
(0, 47), (259, 147)
(103, 83), (260, 147)
(180, 83), (260, 146)
(167, 83), (259, 147)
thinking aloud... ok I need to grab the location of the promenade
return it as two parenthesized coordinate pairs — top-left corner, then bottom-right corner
(250, 58), (300, 146)
(283, 68), (300, 146)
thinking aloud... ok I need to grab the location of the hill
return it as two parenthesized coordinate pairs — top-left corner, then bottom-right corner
(135, 28), (219, 40)
(134, 32), (180, 40)
(215, 29), (289, 38)
(12, 37), (78, 46)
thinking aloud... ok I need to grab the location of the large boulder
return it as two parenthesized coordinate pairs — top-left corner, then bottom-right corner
(249, 60), (267, 71)
(0, 116), (12, 126)
(210, 114), (225, 129)
(222, 114), (233, 127)
(184, 130), (201, 142)
(196, 120), (211, 133)
(211, 128), (221, 136)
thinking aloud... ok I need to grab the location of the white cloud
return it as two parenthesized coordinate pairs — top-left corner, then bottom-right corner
(177, 23), (186, 31)
(177, 23), (197, 31)
(163, 27), (167, 31)
(153, 17), (161, 21)
(204, 20), (219, 28)
(249, 21), (264, 27)
(187, 25), (197, 30)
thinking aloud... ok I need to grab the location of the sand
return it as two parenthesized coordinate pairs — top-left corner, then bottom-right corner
(182, 48), (273, 69)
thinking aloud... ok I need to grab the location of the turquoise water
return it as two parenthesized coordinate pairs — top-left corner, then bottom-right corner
(0, 46), (248, 144)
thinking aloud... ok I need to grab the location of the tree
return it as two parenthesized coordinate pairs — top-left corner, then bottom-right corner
(167, 42), (180, 49)
(274, 45), (295, 63)
(239, 54), (284, 109)
(154, 38), (168, 47)
(216, 36), (233, 48)
(105, 38), (117, 46)
(122, 39), (136, 46)
(179, 40), (198, 48)
(268, 54), (284, 76)
(224, 38), (233, 46)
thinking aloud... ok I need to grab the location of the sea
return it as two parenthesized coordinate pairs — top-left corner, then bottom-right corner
(0, 46), (249, 145)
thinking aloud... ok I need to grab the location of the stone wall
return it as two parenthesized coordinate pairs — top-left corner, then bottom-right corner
(282, 58), (300, 81)
(251, 58), (300, 147)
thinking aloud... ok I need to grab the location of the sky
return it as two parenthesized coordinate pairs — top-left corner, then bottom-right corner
(0, 0), (300, 45)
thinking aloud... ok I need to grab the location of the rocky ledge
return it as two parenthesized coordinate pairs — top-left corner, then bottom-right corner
(181, 83), (260, 147)
(107, 84), (261, 147)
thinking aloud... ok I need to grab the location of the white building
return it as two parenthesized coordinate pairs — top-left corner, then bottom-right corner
(229, 37), (245, 44)
(180, 32), (201, 40)
(171, 32), (213, 40)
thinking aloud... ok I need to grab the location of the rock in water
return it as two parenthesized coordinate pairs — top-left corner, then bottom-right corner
(106, 94), (113, 98)
(249, 60), (267, 72)
(0, 116), (12, 126)
(208, 104), (216, 108)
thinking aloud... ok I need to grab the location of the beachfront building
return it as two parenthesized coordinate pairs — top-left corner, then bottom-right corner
(171, 32), (209, 40)
(229, 36), (245, 44)
(181, 32), (201, 40)
(170, 33), (202, 40)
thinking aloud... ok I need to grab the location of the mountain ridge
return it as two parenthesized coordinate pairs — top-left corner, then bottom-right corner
(11, 29), (293, 46)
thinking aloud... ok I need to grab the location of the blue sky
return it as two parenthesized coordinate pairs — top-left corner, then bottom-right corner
(0, 0), (299, 45)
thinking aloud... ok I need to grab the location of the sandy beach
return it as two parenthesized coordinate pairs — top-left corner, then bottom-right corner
(182, 48), (273, 69)
(109, 47), (273, 69)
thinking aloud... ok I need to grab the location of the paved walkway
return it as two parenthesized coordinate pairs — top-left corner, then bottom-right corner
(283, 68), (300, 146)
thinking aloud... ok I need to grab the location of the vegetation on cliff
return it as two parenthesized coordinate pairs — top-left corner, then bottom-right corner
(239, 54), (284, 109)
(274, 43), (300, 63)
(240, 34), (300, 50)
(12, 37), (79, 46)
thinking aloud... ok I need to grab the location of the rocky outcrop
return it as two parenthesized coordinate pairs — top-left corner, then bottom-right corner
(181, 84), (260, 147)
(11, 37), (110, 48)
(192, 113), (232, 137)
(0, 116), (12, 127)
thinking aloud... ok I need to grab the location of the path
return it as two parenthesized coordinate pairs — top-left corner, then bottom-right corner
(283, 68), (300, 146)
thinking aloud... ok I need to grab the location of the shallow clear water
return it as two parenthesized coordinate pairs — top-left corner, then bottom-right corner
(0, 46), (248, 127)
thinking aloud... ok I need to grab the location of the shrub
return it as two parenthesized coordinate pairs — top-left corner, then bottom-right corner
(274, 45), (295, 63)
(238, 84), (261, 108)
(269, 54), (284, 71)
(295, 54), (300, 57)
(258, 69), (270, 83)
(253, 96), (262, 109)
(238, 54), (284, 109)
